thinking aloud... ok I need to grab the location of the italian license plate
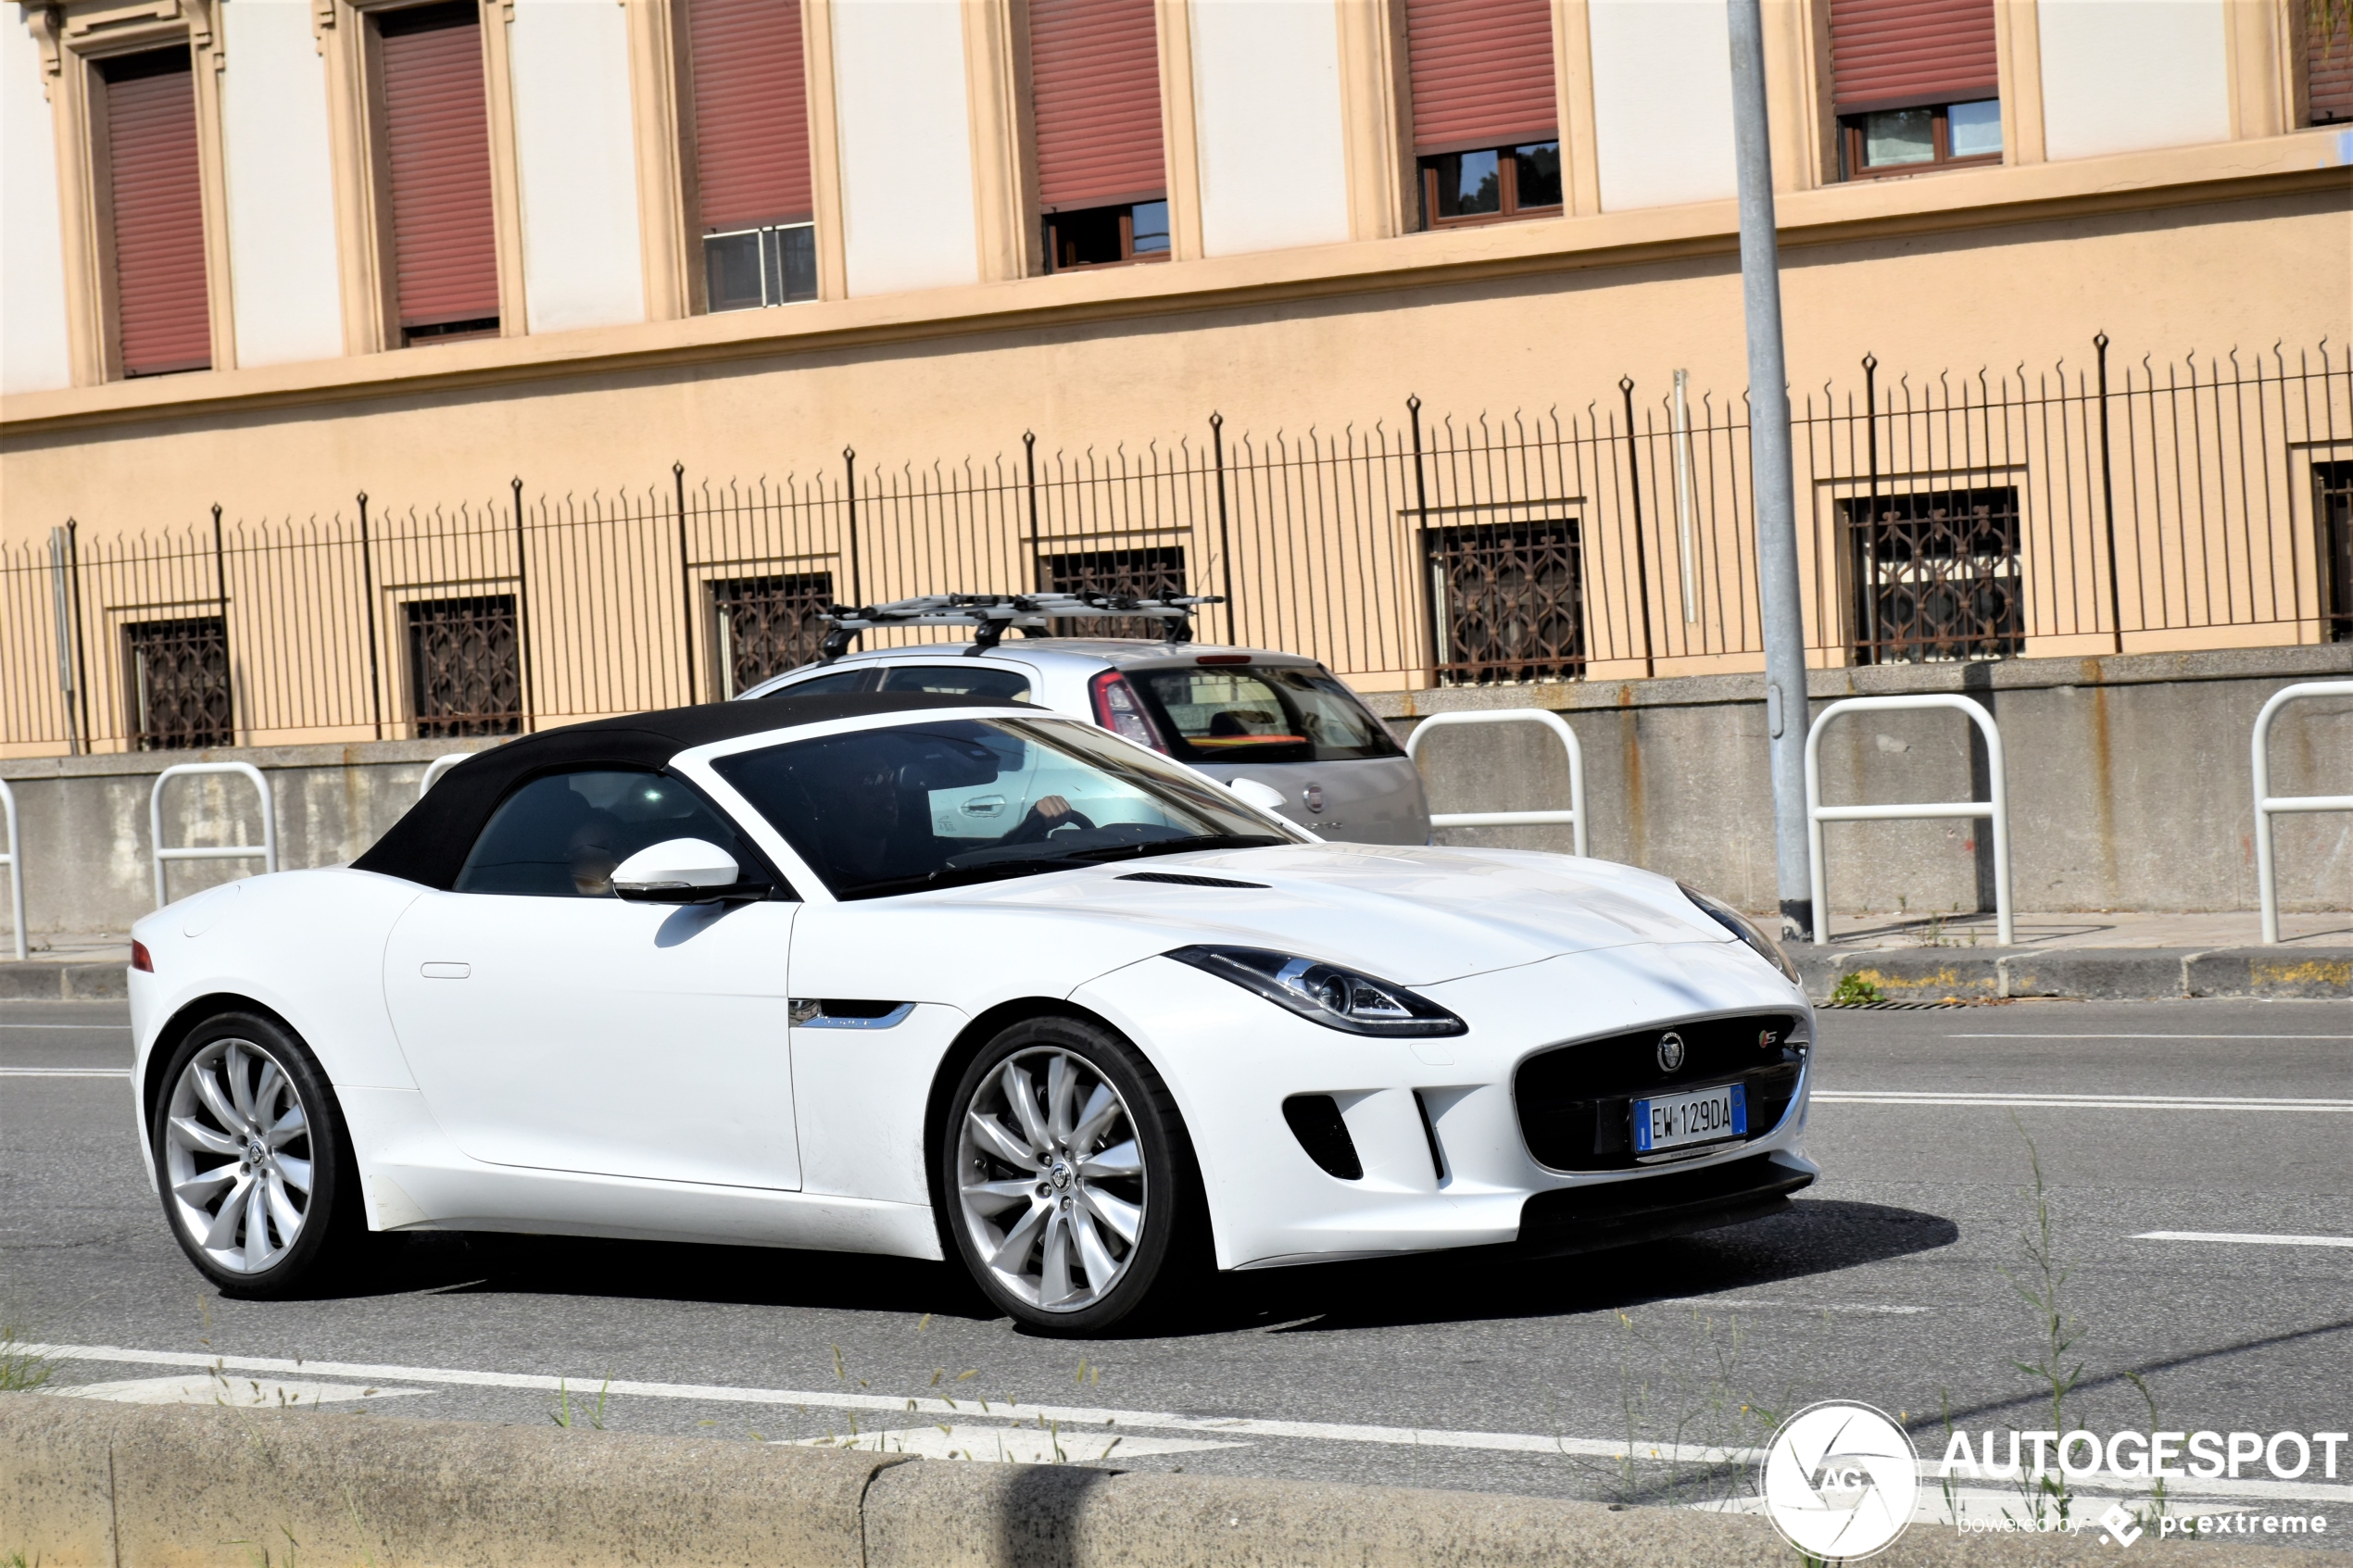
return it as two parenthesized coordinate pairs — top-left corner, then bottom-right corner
(1633, 1084), (1747, 1155)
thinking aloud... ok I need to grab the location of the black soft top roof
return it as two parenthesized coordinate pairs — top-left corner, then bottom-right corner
(351, 692), (1035, 890)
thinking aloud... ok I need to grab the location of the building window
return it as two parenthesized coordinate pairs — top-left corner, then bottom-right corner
(1425, 521), (1585, 685)
(686, 0), (816, 310)
(2308, 6), (2353, 125)
(1043, 201), (1169, 271)
(1843, 487), (2022, 664)
(1028, 0), (1166, 274)
(407, 595), (521, 736)
(1420, 143), (1561, 226)
(375, 2), (501, 345)
(1043, 545), (1186, 636)
(125, 615), (231, 749)
(96, 47), (211, 378)
(1405, 0), (1558, 230)
(711, 572), (834, 696)
(1829, 0), (2000, 180)
(2317, 461), (2353, 644)
(1840, 101), (2001, 178)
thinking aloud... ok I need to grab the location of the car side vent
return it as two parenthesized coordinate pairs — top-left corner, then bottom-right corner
(1116, 872), (1270, 889)
(1281, 1094), (1363, 1180)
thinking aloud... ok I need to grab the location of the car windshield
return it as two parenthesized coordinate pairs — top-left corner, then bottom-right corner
(711, 716), (1299, 899)
(1130, 665), (1403, 764)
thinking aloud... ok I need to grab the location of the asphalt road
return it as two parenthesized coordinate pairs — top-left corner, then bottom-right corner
(5, 995), (2348, 1530)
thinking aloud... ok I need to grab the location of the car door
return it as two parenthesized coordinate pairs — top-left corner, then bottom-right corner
(382, 767), (802, 1190)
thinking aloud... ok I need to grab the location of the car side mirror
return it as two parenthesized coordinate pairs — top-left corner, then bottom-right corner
(610, 838), (760, 903)
(1226, 777), (1289, 815)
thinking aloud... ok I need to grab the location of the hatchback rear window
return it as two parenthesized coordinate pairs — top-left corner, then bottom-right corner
(1131, 666), (1402, 764)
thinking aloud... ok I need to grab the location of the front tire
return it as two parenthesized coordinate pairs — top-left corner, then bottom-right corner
(940, 1014), (1200, 1334)
(152, 1011), (361, 1298)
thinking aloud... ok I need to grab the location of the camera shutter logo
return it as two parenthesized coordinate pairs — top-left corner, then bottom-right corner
(1760, 1401), (1919, 1560)
(1656, 1031), (1686, 1073)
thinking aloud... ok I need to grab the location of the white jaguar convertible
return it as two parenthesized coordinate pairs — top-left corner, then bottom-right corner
(129, 692), (1817, 1331)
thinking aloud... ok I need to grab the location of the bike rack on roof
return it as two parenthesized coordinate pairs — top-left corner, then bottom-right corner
(815, 593), (1226, 661)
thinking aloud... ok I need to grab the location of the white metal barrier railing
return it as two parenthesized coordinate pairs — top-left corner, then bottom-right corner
(419, 754), (474, 799)
(0, 779), (23, 961)
(151, 762), (278, 909)
(1404, 709), (1587, 859)
(1805, 694), (2013, 947)
(2252, 679), (2353, 946)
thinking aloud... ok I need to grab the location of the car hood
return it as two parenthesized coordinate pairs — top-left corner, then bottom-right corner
(924, 841), (1736, 986)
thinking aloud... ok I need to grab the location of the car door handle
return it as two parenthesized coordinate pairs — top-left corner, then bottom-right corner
(420, 962), (471, 980)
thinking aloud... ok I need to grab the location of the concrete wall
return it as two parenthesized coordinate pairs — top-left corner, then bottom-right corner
(832, 0), (979, 296)
(0, 648), (2342, 941)
(510, 0), (648, 334)
(1189, 0), (1353, 256)
(1378, 646), (2352, 922)
(2038, 0), (2233, 161)
(1587, 0), (1737, 211)
(0, 6), (70, 395)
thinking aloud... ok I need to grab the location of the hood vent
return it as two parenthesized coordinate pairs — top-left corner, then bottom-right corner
(1116, 872), (1269, 889)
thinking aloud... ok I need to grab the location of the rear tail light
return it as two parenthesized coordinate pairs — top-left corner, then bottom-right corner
(131, 940), (154, 972)
(1088, 671), (1167, 752)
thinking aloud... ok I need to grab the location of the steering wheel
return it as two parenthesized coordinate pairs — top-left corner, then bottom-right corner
(1007, 805), (1097, 844)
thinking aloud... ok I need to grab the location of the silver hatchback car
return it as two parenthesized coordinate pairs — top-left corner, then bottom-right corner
(738, 638), (1430, 845)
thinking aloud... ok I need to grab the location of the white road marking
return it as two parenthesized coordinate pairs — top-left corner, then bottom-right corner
(1658, 1298), (1931, 1315)
(51, 1375), (424, 1408)
(797, 1425), (1243, 1463)
(0, 1022), (131, 1030)
(1947, 1034), (2353, 1041)
(1812, 1090), (2353, 1111)
(0, 1067), (130, 1078)
(2133, 1231), (2353, 1249)
(25, 1345), (2352, 1501)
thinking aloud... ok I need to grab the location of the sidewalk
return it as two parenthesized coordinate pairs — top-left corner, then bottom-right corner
(1796, 909), (2351, 1004)
(4, 915), (2348, 1003)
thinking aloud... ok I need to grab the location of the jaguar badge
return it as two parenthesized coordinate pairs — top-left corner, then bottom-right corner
(1656, 1030), (1687, 1073)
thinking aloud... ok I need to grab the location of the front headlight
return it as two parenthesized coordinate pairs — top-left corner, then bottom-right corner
(1680, 883), (1802, 985)
(1166, 946), (1467, 1037)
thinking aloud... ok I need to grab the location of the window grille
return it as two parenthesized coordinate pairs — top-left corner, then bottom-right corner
(1042, 546), (1187, 637)
(406, 595), (521, 737)
(125, 615), (231, 750)
(1843, 486), (2022, 664)
(711, 572), (835, 696)
(1424, 521), (1585, 685)
(2317, 461), (2353, 644)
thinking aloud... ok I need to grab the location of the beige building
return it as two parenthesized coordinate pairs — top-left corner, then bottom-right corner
(1, 0), (2348, 757)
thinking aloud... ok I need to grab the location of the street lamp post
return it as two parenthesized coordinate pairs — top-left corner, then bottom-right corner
(1727, 0), (1813, 940)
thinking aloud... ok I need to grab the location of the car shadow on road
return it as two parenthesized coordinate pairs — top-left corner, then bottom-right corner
(334, 1195), (1954, 1339)
(1183, 1198), (1961, 1338)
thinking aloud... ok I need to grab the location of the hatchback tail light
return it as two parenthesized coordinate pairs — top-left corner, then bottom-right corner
(1088, 671), (1167, 752)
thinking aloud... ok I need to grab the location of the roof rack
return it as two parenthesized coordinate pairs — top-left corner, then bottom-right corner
(816, 592), (1225, 660)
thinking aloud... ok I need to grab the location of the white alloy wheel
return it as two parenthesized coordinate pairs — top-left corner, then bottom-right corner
(956, 1047), (1147, 1313)
(162, 1036), (314, 1274)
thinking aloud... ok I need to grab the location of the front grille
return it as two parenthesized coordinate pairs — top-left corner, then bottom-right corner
(1514, 1011), (1806, 1172)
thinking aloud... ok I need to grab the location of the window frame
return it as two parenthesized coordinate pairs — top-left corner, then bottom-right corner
(1836, 100), (2002, 182)
(1416, 141), (1562, 231)
(36, 6), (235, 385)
(1039, 198), (1172, 273)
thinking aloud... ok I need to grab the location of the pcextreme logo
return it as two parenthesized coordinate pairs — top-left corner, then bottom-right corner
(1760, 1401), (1920, 1560)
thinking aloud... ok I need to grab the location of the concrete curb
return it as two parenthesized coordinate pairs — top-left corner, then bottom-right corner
(0, 960), (127, 1000)
(1792, 947), (2353, 1004)
(0, 1395), (2316, 1566)
(6, 947), (2347, 1010)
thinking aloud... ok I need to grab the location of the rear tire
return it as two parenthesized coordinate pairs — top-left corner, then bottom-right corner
(152, 1011), (364, 1298)
(938, 1014), (1203, 1335)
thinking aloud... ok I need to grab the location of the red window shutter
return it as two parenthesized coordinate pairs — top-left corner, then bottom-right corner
(1028, 0), (1164, 211)
(2311, 8), (2353, 125)
(687, 0), (812, 230)
(1404, 0), (1556, 156)
(103, 49), (210, 376)
(378, 3), (500, 331)
(1828, 0), (1998, 116)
